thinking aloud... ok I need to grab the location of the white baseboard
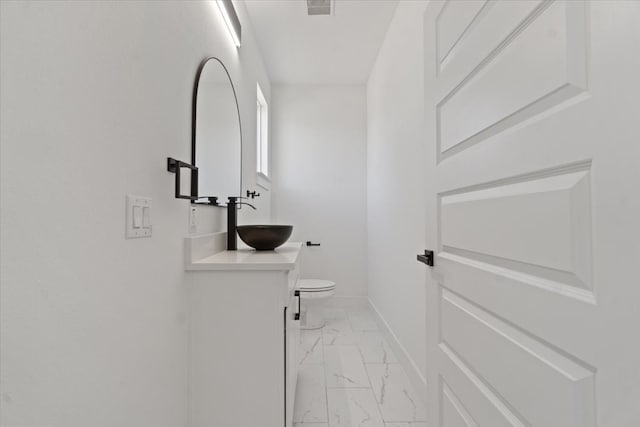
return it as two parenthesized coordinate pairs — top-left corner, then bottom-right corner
(368, 298), (427, 403)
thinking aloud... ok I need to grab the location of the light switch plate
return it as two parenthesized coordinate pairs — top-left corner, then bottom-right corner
(126, 195), (152, 238)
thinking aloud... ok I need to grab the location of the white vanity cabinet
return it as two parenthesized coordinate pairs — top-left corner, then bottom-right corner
(185, 238), (301, 427)
(286, 287), (301, 426)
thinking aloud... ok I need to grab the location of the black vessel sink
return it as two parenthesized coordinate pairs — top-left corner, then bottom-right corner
(236, 225), (293, 251)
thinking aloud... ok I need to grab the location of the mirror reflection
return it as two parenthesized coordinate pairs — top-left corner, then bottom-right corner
(193, 57), (242, 204)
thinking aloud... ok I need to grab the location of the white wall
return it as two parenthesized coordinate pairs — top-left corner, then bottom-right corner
(366, 0), (429, 383)
(271, 85), (368, 297)
(0, 1), (270, 425)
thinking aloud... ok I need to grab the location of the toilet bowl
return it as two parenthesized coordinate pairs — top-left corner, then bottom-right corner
(298, 279), (336, 330)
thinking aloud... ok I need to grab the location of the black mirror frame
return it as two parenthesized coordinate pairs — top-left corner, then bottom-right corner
(191, 57), (243, 207)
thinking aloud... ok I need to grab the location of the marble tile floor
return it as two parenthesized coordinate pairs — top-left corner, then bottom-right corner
(293, 305), (427, 427)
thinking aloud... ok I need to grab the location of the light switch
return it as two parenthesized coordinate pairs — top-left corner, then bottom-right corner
(133, 206), (142, 229)
(126, 195), (152, 238)
(142, 206), (151, 228)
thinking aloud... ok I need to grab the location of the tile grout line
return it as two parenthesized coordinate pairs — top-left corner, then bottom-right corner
(352, 307), (423, 426)
(350, 307), (388, 426)
(320, 317), (330, 425)
(297, 306), (423, 426)
(358, 317), (389, 425)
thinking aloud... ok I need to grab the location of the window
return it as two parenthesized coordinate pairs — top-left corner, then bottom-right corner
(256, 83), (269, 188)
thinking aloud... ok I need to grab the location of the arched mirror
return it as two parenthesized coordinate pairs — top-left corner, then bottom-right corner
(192, 57), (242, 205)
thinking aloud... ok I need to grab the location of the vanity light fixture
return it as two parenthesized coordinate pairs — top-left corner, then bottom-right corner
(217, 0), (241, 47)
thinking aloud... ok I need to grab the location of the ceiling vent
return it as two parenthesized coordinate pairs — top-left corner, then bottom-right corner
(307, 0), (333, 16)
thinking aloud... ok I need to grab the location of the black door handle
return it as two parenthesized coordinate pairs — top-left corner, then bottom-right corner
(306, 241), (321, 247)
(417, 250), (434, 267)
(294, 290), (301, 320)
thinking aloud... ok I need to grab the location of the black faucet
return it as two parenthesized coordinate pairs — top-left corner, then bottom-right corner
(227, 196), (256, 250)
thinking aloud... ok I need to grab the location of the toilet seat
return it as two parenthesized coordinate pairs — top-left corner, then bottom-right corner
(298, 279), (336, 293)
(297, 279), (336, 329)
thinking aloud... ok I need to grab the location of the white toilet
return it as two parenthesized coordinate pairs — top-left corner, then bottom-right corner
(297, 279), (337, 329)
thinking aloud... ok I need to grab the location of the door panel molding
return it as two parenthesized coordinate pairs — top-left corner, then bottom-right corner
(436, 0), (489, 70)
(441, 379), (480, 427)
(441, 288), (596, 427)
(436, 0), (587, 161)
(440, 343), (528, 427)
(438, 161), (593, 294)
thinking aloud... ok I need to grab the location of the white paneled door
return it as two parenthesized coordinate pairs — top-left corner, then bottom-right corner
(423, 1), (640, 426)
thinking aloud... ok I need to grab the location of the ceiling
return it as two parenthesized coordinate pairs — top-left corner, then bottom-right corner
(243, 0), (399, 84)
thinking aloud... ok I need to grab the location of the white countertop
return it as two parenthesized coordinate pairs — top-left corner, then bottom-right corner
(185, 241), (303, 271)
